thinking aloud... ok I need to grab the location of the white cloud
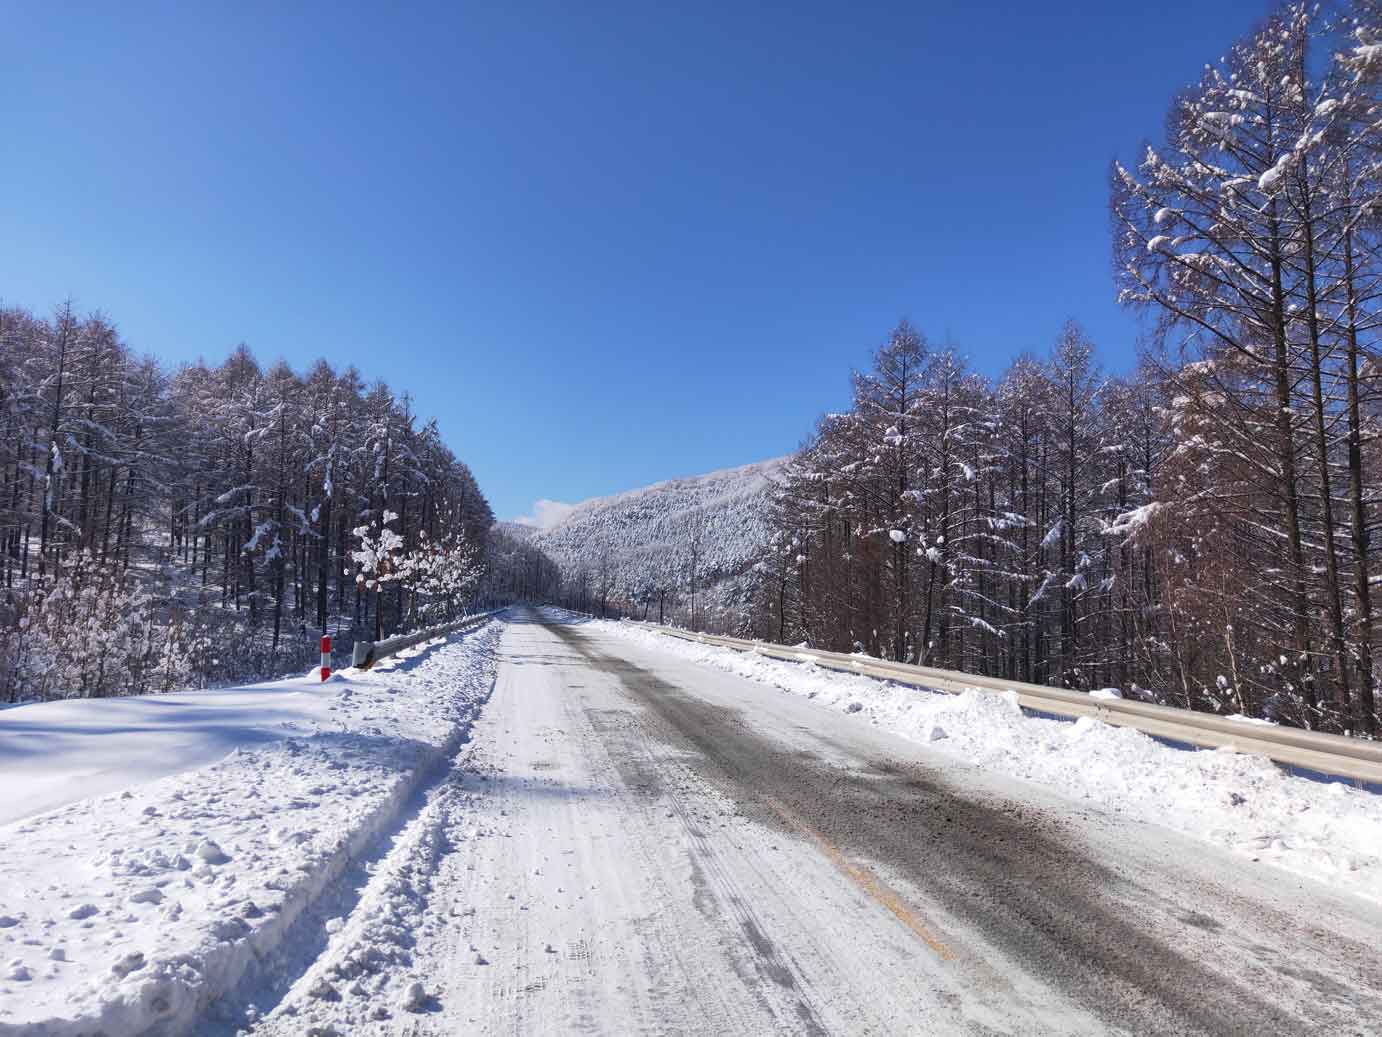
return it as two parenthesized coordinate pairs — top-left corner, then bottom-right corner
(511, 498), (575, 530)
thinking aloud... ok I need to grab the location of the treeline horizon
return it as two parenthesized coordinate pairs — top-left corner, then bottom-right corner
(1, 301), (494, 701)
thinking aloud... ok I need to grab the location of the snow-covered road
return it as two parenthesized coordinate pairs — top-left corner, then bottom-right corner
(254, 609), (1382, 1036)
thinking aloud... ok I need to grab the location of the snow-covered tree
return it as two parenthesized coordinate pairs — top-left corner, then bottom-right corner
(0, 302), (494, 702)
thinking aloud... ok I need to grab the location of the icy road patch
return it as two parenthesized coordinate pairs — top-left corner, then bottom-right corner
(0, 620), (500, 1037)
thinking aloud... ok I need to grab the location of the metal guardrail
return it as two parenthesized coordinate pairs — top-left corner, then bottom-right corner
(351, 610), (502, 669)
(629, 622), (1382, 786)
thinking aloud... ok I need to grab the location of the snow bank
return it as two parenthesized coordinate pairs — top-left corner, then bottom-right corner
(0, 621), (502, 1036)
(608, 622), (1382, 906)
(239, 728), (487, 1033)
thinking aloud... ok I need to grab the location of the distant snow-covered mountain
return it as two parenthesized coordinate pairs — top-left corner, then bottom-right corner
(503, 457), (788, 628)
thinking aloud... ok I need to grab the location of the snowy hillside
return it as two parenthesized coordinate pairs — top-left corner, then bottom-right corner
(509, 458), (788, 629)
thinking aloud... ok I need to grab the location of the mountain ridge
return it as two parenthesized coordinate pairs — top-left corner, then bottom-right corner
(500, 456), (788, 627)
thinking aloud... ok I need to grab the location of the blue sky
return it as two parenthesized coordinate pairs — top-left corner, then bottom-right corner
(2, 0), (1270, 522)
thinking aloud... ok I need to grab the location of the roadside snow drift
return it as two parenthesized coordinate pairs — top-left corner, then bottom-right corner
(606, 621), (1382, 907)
(0, 620), (501, 1037)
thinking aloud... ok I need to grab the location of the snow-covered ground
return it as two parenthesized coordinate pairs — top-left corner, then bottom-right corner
(3, 682), (349, 828)
(604, 620), (1382, 907)
(6, 608), (1382, 1035)
(0, 620), (501, 1036)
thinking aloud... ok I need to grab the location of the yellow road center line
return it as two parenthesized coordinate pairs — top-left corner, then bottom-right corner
(763, 795), (955, 961)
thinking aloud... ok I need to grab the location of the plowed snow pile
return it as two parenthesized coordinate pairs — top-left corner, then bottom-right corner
(0, 620), (500, 1036)
(605, 620), (1382, 906)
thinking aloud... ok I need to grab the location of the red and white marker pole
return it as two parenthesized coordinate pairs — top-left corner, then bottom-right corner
(320, 635), (332, 682)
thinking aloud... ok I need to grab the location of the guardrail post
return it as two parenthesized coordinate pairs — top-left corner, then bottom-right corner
(352, 640), (376, 670)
